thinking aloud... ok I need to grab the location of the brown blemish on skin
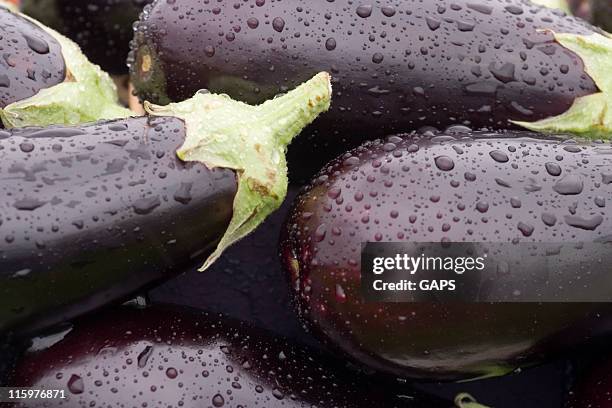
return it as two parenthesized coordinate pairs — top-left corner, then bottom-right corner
(141, 54), (152, 73)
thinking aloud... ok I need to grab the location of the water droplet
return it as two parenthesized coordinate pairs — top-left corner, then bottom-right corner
(212, 394), (225, 407)
(552, 175), (583, 195)
(19, 142), (34, 153)
(335, 284), (347, 302)
(174, 183), (193, 204)
(137, 345), (153, 368)
(67, 374), (84, 394)
(564, 215), (603, 231)
(476, 202), (489, 213)
(23, 33), (50, 54)
(204, 45), (215, 57)
(426, 17), (441, 31)
(166, 368), (178, 379)
(545, 162), (562, 177)
(325, 38), (337, 51)
(518, 222), (534, 237)
(434, 156), (455, 171)
(14, 197), (46, 211)
(272, 17), (285, 32)
(356, 5), (373, 18)
(541, 213), (557, 227)
(247, 17), (259, 29)
(315, 224), (327, 242)
(381, 6), (396, 17)
(489, 150), (509, 163)
(133, 196), (161, 215)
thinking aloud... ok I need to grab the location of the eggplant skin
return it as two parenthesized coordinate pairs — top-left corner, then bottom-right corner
(21, 0), (153, 75)
(130, 0), (600, 182)
(281, 129), (612, 381)
(0, 117), (237, 338)
(8, 305), (447, 408)
(0, 6), (65, 108)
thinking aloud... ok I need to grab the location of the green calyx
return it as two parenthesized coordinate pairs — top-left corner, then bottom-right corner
(0, 8), (131, 128)
(530, 0), (571, 14)
(512, 31), (612, 138)
(454, 393), (491, 408)
(145, 72), (332, 271)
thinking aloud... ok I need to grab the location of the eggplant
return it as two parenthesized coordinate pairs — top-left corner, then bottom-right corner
(20, 0), (154, 75)
(129, 0), (612, 182)
(8, 304), (451, 408)
(0, 72), (331, 338)
(280, 128), (612, 381)
(0, 4), (131, 128)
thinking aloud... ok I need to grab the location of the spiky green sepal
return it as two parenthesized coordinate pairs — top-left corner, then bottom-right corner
(145, 72), (332, 271)
(512, 31), (612, 138)
(0, 7), (131, 128)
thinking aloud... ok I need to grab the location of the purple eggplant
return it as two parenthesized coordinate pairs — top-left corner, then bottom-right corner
(0, 72), (331, 338)
(8, 304), (451, 408)
(129, 0), (611, 182)
(20, 0), (154, 75)
(0, 4), (131, 128)
(281, 128), (612, 381)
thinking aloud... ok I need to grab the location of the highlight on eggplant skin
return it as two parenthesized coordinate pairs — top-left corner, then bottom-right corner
(8, 305), (449, 408)
(280, 128), (612, 381)
(0, 117), (238, 338)
(20, 0), (154, 75)
(0, 6), (66, 108)
(129, 0), (602, 181)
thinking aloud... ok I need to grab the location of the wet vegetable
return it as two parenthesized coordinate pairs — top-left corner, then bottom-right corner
(0, 4), (130, 128)
(8, 304), (451, 408)
(0, 72), (331, 338)
(281, 128), (612, 381)
(21, 0), (153, 75)
(130, 0), (612, 182)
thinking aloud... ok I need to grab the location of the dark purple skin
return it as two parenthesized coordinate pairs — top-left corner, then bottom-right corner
(281, 129), (612, 381)
(130, 0), (601, 182)
(21, 0), (153, 75)
(0, 6), (65, 108)
(0, 117), (237, 338)
(8, 305), (450, 408)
